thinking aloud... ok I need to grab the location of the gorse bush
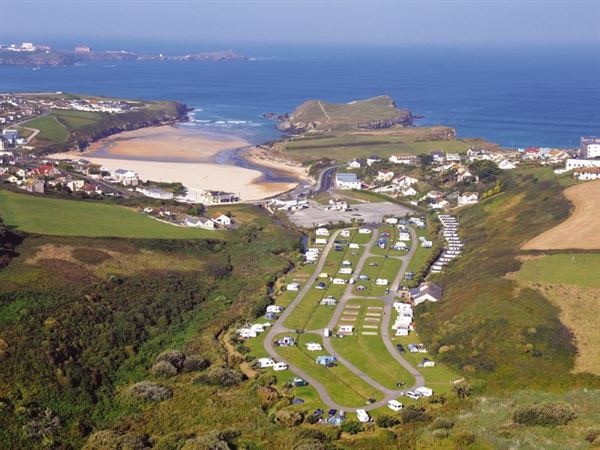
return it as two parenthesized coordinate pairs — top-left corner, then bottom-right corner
(126, 381), (173, 402)
(151, 360), (178, 378)
(194, 367), (244, 387)
(512, 402), (577, 426)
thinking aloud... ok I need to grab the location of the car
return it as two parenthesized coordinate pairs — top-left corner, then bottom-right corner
(358, 274), (370, 281)
(369, 262), (378, 267)
(396, 344), (405, 353)
(366, 397), (376, 404)
(388, 400), (404, 411)
(328, 409), (337, 417)
(291, 397), (305, 404)
(316, 282), (327, 290)
(405, 391), (421, 400)
(295, 329), (305, 334)
(385, 288), (390, 294)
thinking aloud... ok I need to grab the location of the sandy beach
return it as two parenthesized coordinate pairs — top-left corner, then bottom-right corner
(244, 146), (309, 181)
(85, 125), (250, 162)
(50, 125), (305, 201)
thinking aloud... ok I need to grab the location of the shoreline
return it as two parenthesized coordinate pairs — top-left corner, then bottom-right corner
(50, 124), (307, 201)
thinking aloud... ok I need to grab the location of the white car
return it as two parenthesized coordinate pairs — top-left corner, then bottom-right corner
(405, 391), (421, 400)
(387, 400), (404, 411)
(272, 362), (288, 371)
(356, 409), (370, 423)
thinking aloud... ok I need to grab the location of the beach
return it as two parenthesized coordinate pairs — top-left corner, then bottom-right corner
(51, 125), (303, 201)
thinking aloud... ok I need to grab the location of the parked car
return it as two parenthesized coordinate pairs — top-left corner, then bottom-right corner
(316, 282), (327, 290)
(396, 344), (405, 353)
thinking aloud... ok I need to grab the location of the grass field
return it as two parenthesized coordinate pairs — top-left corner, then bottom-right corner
(0, 190), (220, 239)
(274, 333), (383, 407)
(332, 299), (414, 389)
(22, 114), (69, 143)
(517, 253), (600, 288)
(401, 227), (433, 287)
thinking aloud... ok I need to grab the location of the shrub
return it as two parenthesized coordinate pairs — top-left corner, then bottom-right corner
(257, 385), (280, 409)
(71, 248), (112, 265)
(194, 367), (243, 387)
(151, 361), (178, 378)
(340, 420), (363, 435)
(296, 429), (327, 443)
(155, 350), (186, 371)
(293, 438), (326, 450)
(431, 428), (449, 439)
(512, 402), (576, 426)
(84, 430), (151, 450)
(275, 409), (304, 427)
(454, 431), (476, 446)
(432, 418), (454, 430)
(127, 381), (173, 402)
(400, 406), (429, 424)
(181, 355), (210, 372)
(375, 414), (400, 428)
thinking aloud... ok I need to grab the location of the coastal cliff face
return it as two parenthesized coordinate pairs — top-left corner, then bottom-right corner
(275, 95), (414, 133)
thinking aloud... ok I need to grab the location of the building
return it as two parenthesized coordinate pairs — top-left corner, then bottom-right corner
(376, 169), (395, 182)
(580, 137), (600, 159)
(366, 155), (382, 166)
(112, 168), (139, 186)
(575, 167), (600, 181)
(389, 154), (417, 165)
(197, 190), (237, 204)
(410, 282), (443, 305)
(347, 159), (362, 169)
(565, 159), (600, 171)
(75, 45), (92, 53)
(335, 172), (361, 190)
(184, 216), (215, 230)
(457, 192), (479, 206)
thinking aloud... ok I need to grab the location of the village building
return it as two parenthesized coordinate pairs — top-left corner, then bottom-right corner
(366, 155), (382, 166)
(111, 168), (139, 186)
(580, 136), (600, 159)
(389, 154), (418, 165)
(457, 192), (479, 206)
(347, 159), (362, 169)
(335, 172), (361, 190)
(575, 167), (600, 181)
(410, 282), (443, 305)
(184, 216), (215, 230)
(197, 190), (237, 204)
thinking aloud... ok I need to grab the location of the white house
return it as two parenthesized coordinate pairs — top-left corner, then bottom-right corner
(340, 229), (351, 237)
(366, 155), (381, 166)
(66, 179), (85, 191)
(389, 154), (417, 165)
(347, 159), (362, 169)
(184, 216), (216, 230)
(401, 187), (417, 197)
(213, 214), (232, 227)
(335, 172), (361, 190)
(575, 167), (600, 180)
(410, 282), (443, 305)
(112, 168), (139, 186)
(394, 175), (418, 188)
(315, 227), (330, 236)
(457, 192), (479, 206)
(376, 170), (395, 182)
(497, 160), (517, 170)
(446, 153), (461, 162)
(565, 158), (600, 171)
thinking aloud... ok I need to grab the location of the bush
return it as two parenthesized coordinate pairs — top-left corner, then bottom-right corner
(375, 414), (400, 428)
(84, 430), (151, 450)
(274, 409), (304, 427)
(151, 361), (178, 378)
(340, 420), (363, 435)
(181, 355), (210, 372)
(454, 431), (476, 446)
(293, 438), (326, 450)
(296, 429), (327, 442)
(432, 418), (454, 430)
(71, 248), (112, 265)
(512, 402), (576, 426)
(194, 367), (244, 387)
(257, 385), (280, 409)
(127, 381), (173, 402)
(155, 350), (186, 371)
(400, 406), (429, 424)
(431, 428), (449, 439)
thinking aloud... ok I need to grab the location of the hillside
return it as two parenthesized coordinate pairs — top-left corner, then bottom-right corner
(278, 95), (413, 133)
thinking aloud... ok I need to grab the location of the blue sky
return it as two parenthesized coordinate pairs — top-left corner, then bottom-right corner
(0, 0), (598, 48)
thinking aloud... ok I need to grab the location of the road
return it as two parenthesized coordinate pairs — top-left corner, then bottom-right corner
(263, 225), (425, 411)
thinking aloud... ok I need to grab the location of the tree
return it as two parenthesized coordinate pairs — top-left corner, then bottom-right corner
(468, 160), (501, 182)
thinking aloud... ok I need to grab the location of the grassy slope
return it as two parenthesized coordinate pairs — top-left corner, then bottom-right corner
(517, 254), (600, 288)
(0, 190), (219, 239)
(21, 114), (69, 143)
(417, 168), (600, 390)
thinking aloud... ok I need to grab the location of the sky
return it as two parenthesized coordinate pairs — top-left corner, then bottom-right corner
(0, 0), (598, 49)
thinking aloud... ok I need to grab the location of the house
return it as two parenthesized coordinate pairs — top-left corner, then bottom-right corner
(497, 160), (516, 170)
(565, 158), (600, 171)
(31, 164), (60, 177)
(575, 167), (600, 181)
(266, 305), (283, 314)
(394, 175), (418, 188)
(286, 282), (301, 291)
(400, 187), (416, 197)
(66, 179), (85, 191)
(315, 227), (330, 236)
(212, 214), (232, 227)
(20, 178), (45, 193)
(197, 190), (237, 204)
(410, 282), (443, 305)
(366, 155), (381, 166)
(580, 136), (600, 158)
(446, 153), (461, 162)
(184, 216), (215, 230)
(315, 355), (337, 365)
(305, 342), (323, 351)
(335, 172), (361, 190)
(389, 154), (417, 165)
(430, 150), (446, 163)
(457, 192), (479, 206)
(257, 357), (275, 368)
(347, 159), (362, 169)
(112, 168), (139, 186)
(376, 169), (395, 182)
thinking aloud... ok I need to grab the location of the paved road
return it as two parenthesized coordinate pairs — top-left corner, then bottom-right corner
(263, 225), (426, 412)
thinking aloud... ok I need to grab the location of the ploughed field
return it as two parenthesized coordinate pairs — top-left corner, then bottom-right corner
(522, 180), (600, 250)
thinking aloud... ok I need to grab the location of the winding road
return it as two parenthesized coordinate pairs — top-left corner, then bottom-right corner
(264, 225), (425, 411)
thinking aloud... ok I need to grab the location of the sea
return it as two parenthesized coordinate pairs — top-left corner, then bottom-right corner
(1, 44), (599, 149)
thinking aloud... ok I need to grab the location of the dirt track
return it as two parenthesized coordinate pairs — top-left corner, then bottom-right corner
(522, 180), (600, 250)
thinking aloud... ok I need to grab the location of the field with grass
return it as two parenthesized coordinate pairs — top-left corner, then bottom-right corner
(332, 299), (415, 389)
(21, 114), (69, 143)
(516, 253), (600, 288)
(0, 190), (220, 239)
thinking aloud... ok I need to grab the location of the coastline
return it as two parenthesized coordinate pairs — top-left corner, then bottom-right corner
(51, 124), (306, 201)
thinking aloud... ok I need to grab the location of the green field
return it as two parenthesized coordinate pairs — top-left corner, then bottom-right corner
(22, 114), (69, 143)
(517, 253), (600, 288)
(332, 299), (415, 389)
(401, 227), (433, 287)
(0, 190), (220, 239)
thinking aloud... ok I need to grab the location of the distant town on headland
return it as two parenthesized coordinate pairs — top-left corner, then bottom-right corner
(0, 41), (248, 66)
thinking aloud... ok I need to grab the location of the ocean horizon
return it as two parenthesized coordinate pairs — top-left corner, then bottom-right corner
(1, 44), (598, 148)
